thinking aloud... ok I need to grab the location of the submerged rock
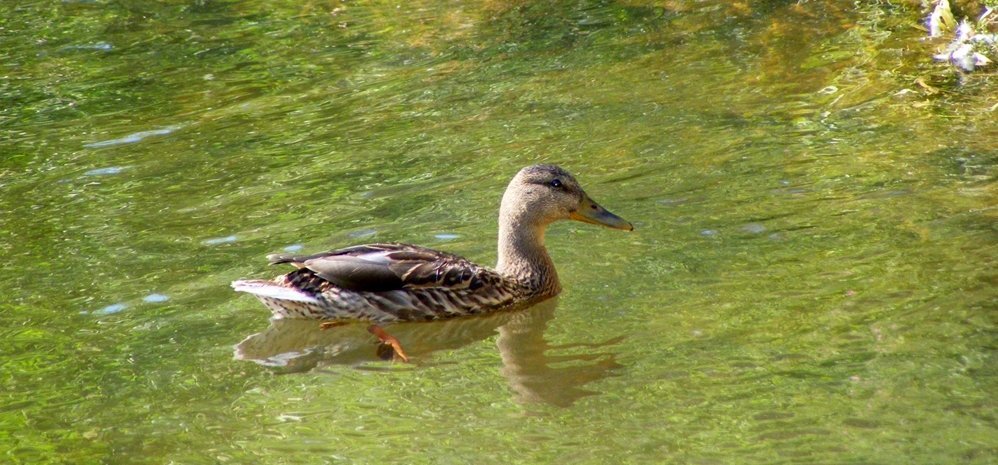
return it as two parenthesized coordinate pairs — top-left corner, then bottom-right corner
(926, 0), (957, 38)
(934, 19), (997, 71)
(928, 3), (997, 72)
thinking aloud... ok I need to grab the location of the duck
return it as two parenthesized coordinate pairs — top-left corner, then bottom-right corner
(231, 164), (633, 360)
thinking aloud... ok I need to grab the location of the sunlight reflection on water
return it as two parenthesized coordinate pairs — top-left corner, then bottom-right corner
(84, 126), (182, 148)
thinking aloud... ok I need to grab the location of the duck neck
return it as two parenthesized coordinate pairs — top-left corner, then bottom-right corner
(496, 210), (560, 296)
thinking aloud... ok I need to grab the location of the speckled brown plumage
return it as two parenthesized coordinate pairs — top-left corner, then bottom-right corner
(234, 243), (532, 322)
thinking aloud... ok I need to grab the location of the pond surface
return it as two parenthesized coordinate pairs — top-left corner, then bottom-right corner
(2, 1), (995, 463)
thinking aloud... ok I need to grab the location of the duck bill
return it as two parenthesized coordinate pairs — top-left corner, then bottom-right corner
(570, 195), (634, 231)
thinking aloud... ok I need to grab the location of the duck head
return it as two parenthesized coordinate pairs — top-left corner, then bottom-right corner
(499, 164), (633, 232)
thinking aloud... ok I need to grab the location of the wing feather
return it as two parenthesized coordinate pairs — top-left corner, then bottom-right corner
(268, 243), (496, 293)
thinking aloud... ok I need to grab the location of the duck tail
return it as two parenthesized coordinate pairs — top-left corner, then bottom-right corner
(231, 280), (321, 304)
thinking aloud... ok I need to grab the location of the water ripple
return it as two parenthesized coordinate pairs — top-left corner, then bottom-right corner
(142, 293), (170, 303)
(84, 166), (126, 176)
(84, 125), (182, 148)
(202, 235), (237, 245)
(93, 303), (127, 315)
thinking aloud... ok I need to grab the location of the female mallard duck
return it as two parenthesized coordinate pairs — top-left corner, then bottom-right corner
(232, 164), (632, 360)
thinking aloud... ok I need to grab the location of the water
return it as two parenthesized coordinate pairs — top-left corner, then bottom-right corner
(2, 1), (995, 464)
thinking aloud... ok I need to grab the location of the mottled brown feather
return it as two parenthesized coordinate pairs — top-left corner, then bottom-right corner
(271, 243), (500, 294)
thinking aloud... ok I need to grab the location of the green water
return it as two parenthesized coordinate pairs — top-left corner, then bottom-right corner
(2, 1), (996, 463)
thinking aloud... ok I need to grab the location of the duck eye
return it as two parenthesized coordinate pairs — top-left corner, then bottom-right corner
(549, 179), (563, 189)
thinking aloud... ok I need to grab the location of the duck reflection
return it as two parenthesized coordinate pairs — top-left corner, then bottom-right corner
(234, 299), (623, 406)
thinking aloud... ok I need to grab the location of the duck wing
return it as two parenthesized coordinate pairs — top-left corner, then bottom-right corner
(267, 243), (493, 293)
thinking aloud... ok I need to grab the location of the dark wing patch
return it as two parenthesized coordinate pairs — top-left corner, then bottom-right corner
(302, 255), (405, 292)
(267, 243), (492, 294)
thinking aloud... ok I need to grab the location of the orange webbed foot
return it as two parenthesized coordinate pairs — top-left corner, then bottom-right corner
(367, 324), (409, 362)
